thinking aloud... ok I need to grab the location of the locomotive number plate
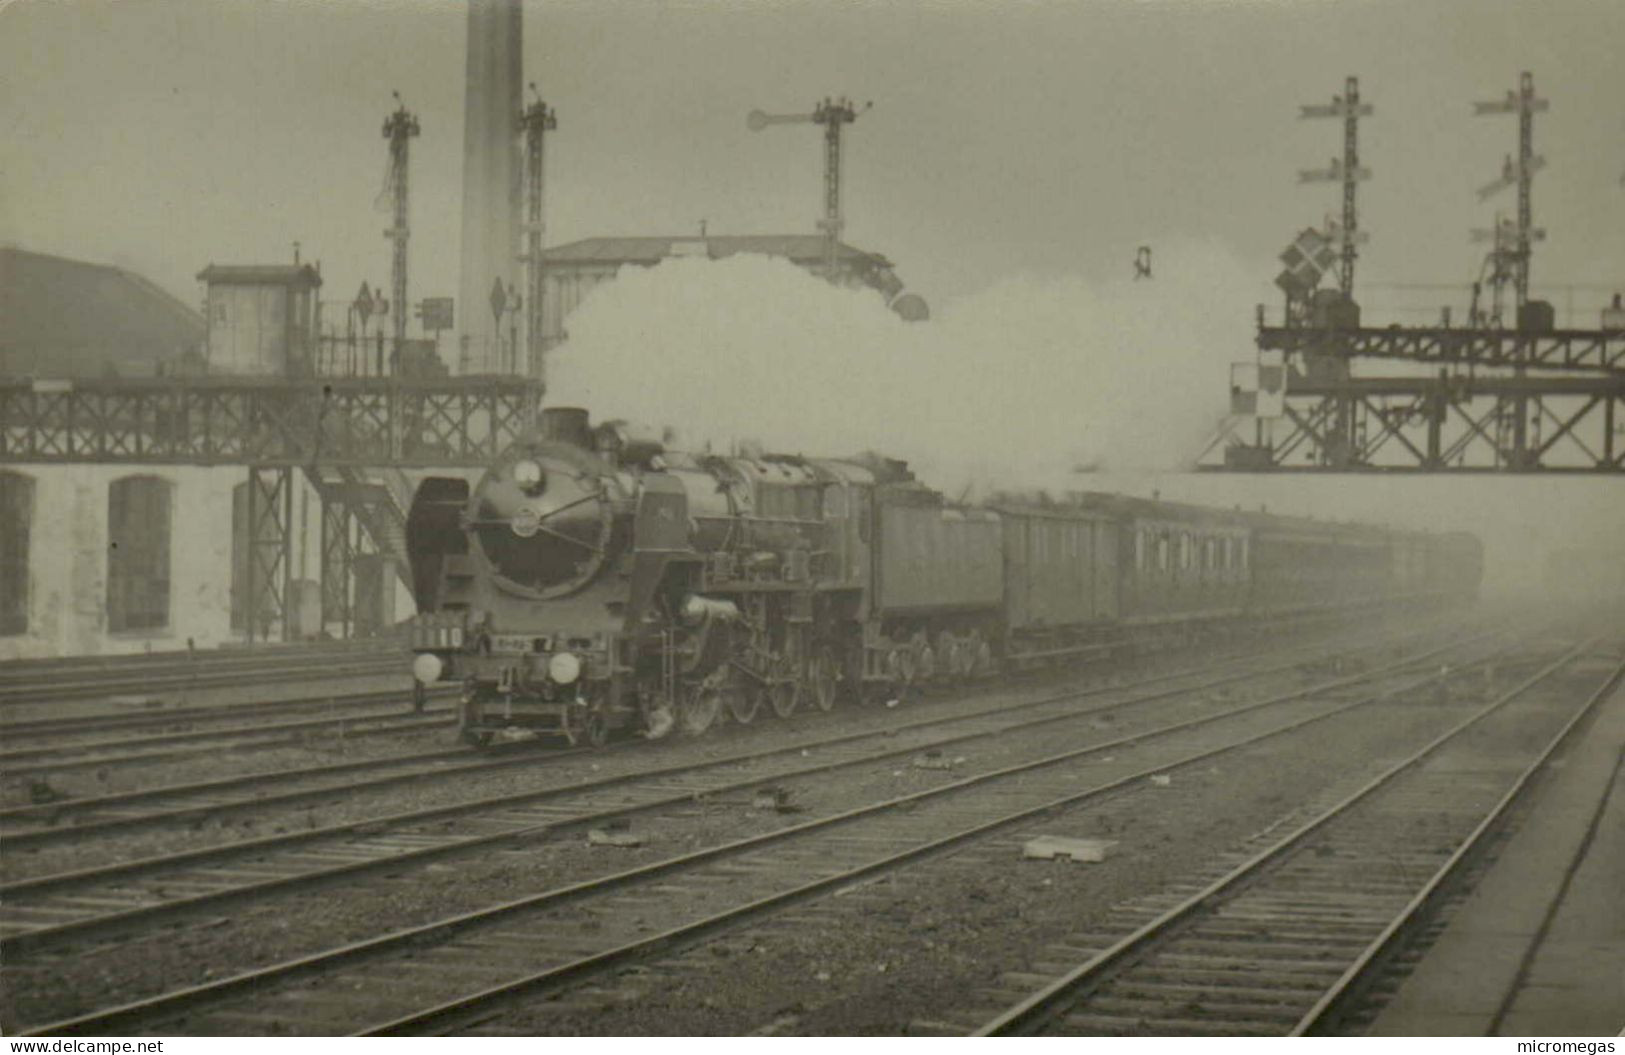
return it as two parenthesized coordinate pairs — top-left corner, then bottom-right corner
(490, 634), (547, 654)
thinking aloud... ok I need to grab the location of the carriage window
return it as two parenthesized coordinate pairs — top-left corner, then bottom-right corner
(1156, 533), (1170, 573)
(1239, 537), (1250, 570)
(1135, 529), (1146, 571)
(0, 472), (32, 636)
(1204, 537), (1216, 571)
(108, 475), (172, 632)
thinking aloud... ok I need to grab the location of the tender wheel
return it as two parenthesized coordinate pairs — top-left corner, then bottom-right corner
(936, 631), (960, 683)
(809, 645), (840, 712)
(678, 680), (720, 737)
(910, 632), (935, 683)
(887, 646), (916, 688)
(965, 630), (993, 677)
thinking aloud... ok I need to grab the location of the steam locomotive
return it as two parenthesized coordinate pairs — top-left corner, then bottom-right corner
(405, 407), (1482, 746)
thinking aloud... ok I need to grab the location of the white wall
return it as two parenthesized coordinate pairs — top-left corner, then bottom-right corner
(1, 465), (243, 659)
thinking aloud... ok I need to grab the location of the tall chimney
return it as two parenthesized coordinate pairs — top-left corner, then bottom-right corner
(459, 0), (523, 374)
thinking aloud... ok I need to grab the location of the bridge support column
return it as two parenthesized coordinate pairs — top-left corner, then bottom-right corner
(243, 465), (293, 643)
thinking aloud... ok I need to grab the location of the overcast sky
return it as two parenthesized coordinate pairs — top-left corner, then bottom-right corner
(2, 0), (1621, 316)
(2, 0), (1621, 593)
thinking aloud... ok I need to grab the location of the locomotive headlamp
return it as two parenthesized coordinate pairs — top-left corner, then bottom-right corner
(412, 652), (445, 685)
(511, 505), (542, 538)
(548, 651), (581, 685)
(512, 459), (546, 493)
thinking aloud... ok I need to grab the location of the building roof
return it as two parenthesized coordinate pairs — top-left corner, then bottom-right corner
(1, 247), (206, 380)
(542, 235), (892, 269)
(196, 263), (324, 288)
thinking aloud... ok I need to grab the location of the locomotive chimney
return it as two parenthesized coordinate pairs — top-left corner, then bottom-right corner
(540, 406), (592, 447)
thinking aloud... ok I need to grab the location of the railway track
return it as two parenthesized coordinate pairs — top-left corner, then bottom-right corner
(0, 642), (405, 707)
(962, 641), (1624, 1036)
(16, 624), (1513, 1035)
(0, 686), (445, 743)
(0, 696), (457, 779)
(0, 617), (1452, 850)
(0, 624), (1481, 955)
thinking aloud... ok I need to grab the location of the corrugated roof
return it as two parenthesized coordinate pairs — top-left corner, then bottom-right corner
(196, 263), (323, 287)
(1, 247), (206, 380)
(542, 235), (891, 268)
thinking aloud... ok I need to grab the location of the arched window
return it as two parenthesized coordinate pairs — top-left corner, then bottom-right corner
(107, 475), (172, 632)
(0, 472), (33, 636)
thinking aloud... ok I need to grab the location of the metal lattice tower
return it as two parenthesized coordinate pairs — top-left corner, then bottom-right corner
(381, 94), (421, 359)
(519, 85), (557, 382)
(748, 97), (872, 279)
(1298, 76), (1372, 296)
(1474, 71), (1548, 311)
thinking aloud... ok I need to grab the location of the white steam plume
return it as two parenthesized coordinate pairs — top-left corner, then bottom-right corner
(545, 241), (1259, 494)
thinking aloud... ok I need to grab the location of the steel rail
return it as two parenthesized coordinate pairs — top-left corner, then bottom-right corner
(972, 640), (1598, 1036)
(0, 686), (437, 740)
(0, 627), (1486, 958)
(0, 656), (406, 706)
(0, 638), (400, 678)
(360, 642), (1517, 1036)
(0, 702), (455, 769)
(0, 715), (460, 780)
(1291, 652), (1625, 1035)
(0, 617), (1450, 848)
(26, 632), (1503, 1035)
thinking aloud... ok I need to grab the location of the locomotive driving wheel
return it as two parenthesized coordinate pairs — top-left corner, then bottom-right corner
(764, 659), (801, 718)
(764, 627), (806, 719)
(722, 668), (759, 724)
(808, 644), (841, 712)
(678, 672), (723, 737)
